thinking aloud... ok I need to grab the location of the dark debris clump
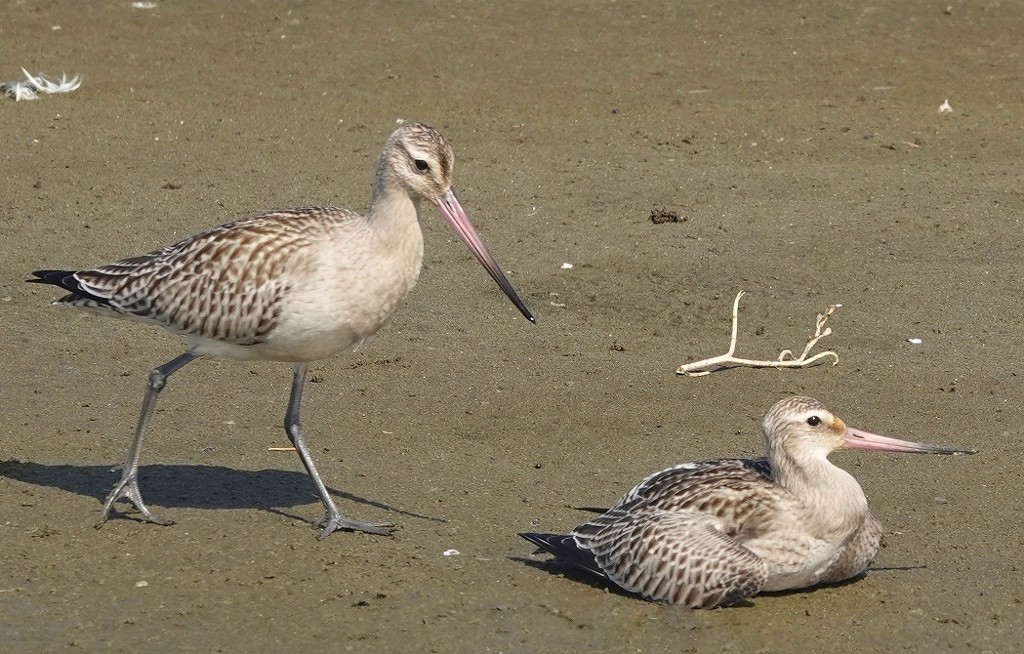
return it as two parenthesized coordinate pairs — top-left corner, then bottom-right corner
(650, 208), (684, 224)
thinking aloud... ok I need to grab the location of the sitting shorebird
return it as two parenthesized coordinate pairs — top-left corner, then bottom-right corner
(30, 123), (535, 537)
(521, 396), (973, 608)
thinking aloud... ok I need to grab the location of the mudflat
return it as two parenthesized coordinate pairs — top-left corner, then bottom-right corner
(2, 1), (1021, 652)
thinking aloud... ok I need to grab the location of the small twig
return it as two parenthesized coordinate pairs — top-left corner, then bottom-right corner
(267, 446), (297, 452)
(676, 291), (841, 377)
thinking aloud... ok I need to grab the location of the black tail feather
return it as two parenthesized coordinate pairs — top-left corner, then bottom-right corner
(29, 269), (80, 291)
(519, 532), (606, 579)
(28, 269), (110, 305)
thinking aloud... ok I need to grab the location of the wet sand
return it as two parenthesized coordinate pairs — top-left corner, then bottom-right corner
(2, 1), (1022, 652)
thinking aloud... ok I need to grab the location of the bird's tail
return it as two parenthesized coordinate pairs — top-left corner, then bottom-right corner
(28, 269), (110, 306)
(519, 532), (606, 579)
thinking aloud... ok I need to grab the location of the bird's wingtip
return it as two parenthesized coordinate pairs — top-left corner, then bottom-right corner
(27, 269), (76, 285)
(518, 531), (548, 546)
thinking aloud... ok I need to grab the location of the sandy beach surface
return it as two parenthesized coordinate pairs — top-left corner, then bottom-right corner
(2, 1), (1022, 652)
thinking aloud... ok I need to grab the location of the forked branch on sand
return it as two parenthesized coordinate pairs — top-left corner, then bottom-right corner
(677, 291), (840, 377)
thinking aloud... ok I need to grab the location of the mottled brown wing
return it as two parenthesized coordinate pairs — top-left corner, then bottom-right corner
(573, 504), (768, 608)
(613, 459), (779, 528)
(60, 208), (349, 344)
(620, 459), (773, 505)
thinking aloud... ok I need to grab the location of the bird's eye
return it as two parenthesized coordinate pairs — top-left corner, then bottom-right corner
(806, 415), (822, 427)
(414, 159), (430, 172)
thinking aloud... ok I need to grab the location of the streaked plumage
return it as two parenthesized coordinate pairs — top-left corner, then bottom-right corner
(521, 396), (973, 608)
(31, 123), (535, 537)
(34, 207), (415, 361)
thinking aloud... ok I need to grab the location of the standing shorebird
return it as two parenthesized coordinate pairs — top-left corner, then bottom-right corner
(31, 123), (535, 537)
(521, 396), (973, 608)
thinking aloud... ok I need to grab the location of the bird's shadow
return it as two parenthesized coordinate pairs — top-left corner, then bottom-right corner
(511, 554), (633, 598)
(0, 460), (443, 524)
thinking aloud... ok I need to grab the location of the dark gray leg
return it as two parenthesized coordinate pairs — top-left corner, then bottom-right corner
(285, 362), (392, 537)
(98, 351), (198, 527)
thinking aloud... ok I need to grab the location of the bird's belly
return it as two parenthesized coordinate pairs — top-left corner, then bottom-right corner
(746, 534), (845, 592)
(250, 321), (364, 362)
(220, 268), (417, 362)
(762, 547), (841, 592)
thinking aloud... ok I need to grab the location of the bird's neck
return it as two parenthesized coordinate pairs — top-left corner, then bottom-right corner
(364, 182), (425, 288)
(369, 179), (418, 219)
(770, 446), (869, 535)
(369, 151), (397, 209)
